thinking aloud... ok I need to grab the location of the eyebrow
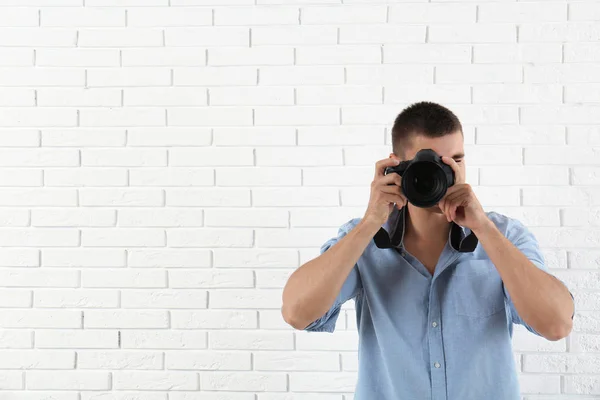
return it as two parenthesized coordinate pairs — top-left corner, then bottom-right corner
(452, 153), (465, 159)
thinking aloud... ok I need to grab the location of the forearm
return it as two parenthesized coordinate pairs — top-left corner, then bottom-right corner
(473, 219), (574, 340)
(282, 217), (381, 329)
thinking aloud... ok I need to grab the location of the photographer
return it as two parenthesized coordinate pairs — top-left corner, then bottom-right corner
(281, 101), (575, 399)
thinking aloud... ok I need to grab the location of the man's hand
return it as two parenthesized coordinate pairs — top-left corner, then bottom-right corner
(438, 156), (489, 232)
(363, 157), (408, 227)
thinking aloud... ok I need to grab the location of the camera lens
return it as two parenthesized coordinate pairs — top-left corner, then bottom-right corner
(402, 161), (448, 207)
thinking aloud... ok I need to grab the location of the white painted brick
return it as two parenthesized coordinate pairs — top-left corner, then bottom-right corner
(86, 0), (166, 4)
(129, 128), (211, 147)
(476, 126), (565, 145)
(168, 107), (253, 127)
(216, 167), (300, 186)
(569, 3), (600, 21)
(290, 372), (357, 392)
(437, 65), (522, 84)
(0, 49), (33, 66)
(213, 249), (298, 269)
(128, 249), (211, 268)
(568, 250), (600, 269)
(210, 87), (293, 106)
(519, 23), (600, 43)
(258, 310), (291, 330)
(303, 167), (372, 186)
(200, 371), (286, 391)
(42, 129), (125, 147)
(41, 8), (125, 27)
(0, 28), (76, 46)
(564, 375), (600, 395)
(171, 310), (257, 329)
(385, 84), (469, 105)
(167, 188), (251, 207)
(524, 146), (600, 165)
(174, 67), (257, 86)
(0, 8), (38, 27)
(210, 289), (281, 308)
(204, 209), (288, 227)
(36, 49), (120, 67)
(121, 330), (207, 349)
(254, 351), (338, 371)
(478, 3), (566, 23)
(255, 269), (292, 288)
(462, 145), (523, 166)
(298, 126), (383, 146)
(0, 268), (78, 287)
(0, 188), (76, 206)
(79, 29), (163, 47)
(565, 83), (600, 103)
(571, 333), (600, 353)
(81, 108), (166, 127)
(340, 186), (372, 207)
(88, 68), (170, 87)
(530, 227), (600, 248)
(32, 209), (116, 227)
(209, 331), (293, 350)
(0, 130), (38, 146)
(342, 145), (394, 166)
(0, 209), (28, 227)
(125, 88), (207, 106)
(215, 7), (298, 25)
(128, 7), (211, 27)
(479, 166), (568, 185)
(166, 27), (249, 46)
(256, 147), (341, 166)
(0, 289), (31, 307)
(34, 290), (119, 309)
(45, 169), (128, 187)
(473, 84), (561, 104)
(0, 88), (35, 106)
(169, 269), (253, 288)
(252, 26), (337, 45)
(0, 108), (77, 127)
(123, 48), (206, 67)
(389, 3), (475, 23)
(0, 310), (81, 328)
(78, 351), (163, 370)
(42, 249), (125, 267)
(0, 168), (41, 186)
(214, 127), (295, 146)
(568, 127), (600, 145)
(256, 227), (335, 247)
(346, 65), (432, 85)
(130, 168), (213, 187)
(296, 45), (380, 65)
(301, 5), (385, 24)
(487, 207), (560, 227)
(518, 374), (560, 395)
(260, 66), (343, 85)
(429, 24), (516, 43)
(256, 106), (338, 126)
(166, 351), (251, 370)
(119, 209), (203, 227)
(523, 187), (595, 207)
(38, 88), (120, 107)
(0, 249), (38, 267)
(170, 147), (253, 167)
(173, 0), (251, 3)
(524, 65), (600, 84)
(35, 330), (117, 349)
(82, 269), (166, 288)
(473, 44), (561, 64)
(82, 392), (165, 400)
(0, 371), (23, 389)
(113, 371), (198, 390)
(167, 228), (253, 247)
(297, 85), (381, 105)
(82, 149), (167, 167)
(341, 352), (358, 371)
(82, 228), (165, 247)
(290, 207), (363, 228)
(84, 311), (169, 329)
(122, 289), (207, 309)
(511, 324), (566, 352)
(340, 24), (424, 44)
(27, 371), (110, 390)
(252, 188), (338, 207)
(0, 330), (32, 349)
(80, 188), (164, 206)
(553, 270), (600, 291)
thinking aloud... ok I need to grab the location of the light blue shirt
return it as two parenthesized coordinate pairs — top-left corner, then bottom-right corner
(304, 206), (575, 400)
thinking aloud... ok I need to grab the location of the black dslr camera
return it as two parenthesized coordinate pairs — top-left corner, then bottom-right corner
(384, 149), (455, 208)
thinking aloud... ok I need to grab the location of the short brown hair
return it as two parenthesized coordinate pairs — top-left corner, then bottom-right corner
(391, 101), (463, 159)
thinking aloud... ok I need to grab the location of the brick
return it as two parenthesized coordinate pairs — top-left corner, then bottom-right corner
(166, 27), (249, 46)
(79, 28), (162, 47)
(32, 209), (116, 227)
(389, 4), (475, 23)
(346, 65), (433, 85)
(252, 26), (337, 45)
(256, 227), (336, 247)
(82, 269), (166, 288)
(255, 269), (292, 288)
(524, 146), (600, 165)
(0, 88), (35, 106)
(476, 126), (565, 145)
(0, 8), (38, 27)
(84, 310), (169, 329)
(0, 49), (33, 66)
(0, 67), (84, 86)
(0, 289), (32, 307)
(213, 127), (295, 146)
(436, 65), (522, 84)
(0, 130), (39, 146)
(45, 169), (128, 187)
(216, 167), (300, 186)
(301, 5), (385, 24)
(171, 310), (257, 329)
(82, 149), (167, 167)
(519, 22), (600, 42)
(37, 49), (120, 67)
(124, 88), (207, 106)
(122, 289), (208, 309)
(204, 208), (288, 227)
(167, 228), (253, 248)
(42, 129), (126, 147)
(568, 250), (600, 269)
(0, 28), (76, 46)
(128, 7), (211, 26)
(82, 229), (165, 247)
(296, 45), (380, 65)
(130, 168), (213, 187)
(78, 351), (163, 370)
(209, 331), (293, 350)
(0, 227), (78, 247)
(290, 372), (357, 392)
(0, 108), (77, 127)
(213, 249), (298, 269)
(252, 188), (338, 207)
(119, 209), (203, 227)
(260, 66), (343, 85)
(166, 351), (251, 370)
(123, 48), (206, 67)
(34, 290), (119, 308)
(479, 166), (568, 185)
(478, 3), (566, 23)
(41, 8), (125, 27)
(340, 25), (425, 44)
(473, 44), (561, 64)
(168, 107), (253, 127)
(128, 249), (211, 268)
(0, 169), (41, 186)
(0, 249), (38, 267)
(174, 67), (257, 86)
(200, 372), (286, 391)
(42, 249), (125, 267)
(0, 310), (81, 328)
(473, 84), (561, 104)
(27, 371), (110, 390)
(430, 24), (516, 43)
(80, 188), (164, 206)
(35, 330), (118, 349)
(210, 87), (293, 106)
(128, 128), (212, 147)
(0, 330), (32, 349)
(80, 108), (166, 127)
(121, 330), (207, 349)
(88, 68), (170, 87)
(215, 7), (299, 25)
(167, 188), (251, 207)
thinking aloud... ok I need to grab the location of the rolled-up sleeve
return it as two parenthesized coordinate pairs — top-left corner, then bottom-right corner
(303, 220), (363, 333)
(503, 217), (575, 337)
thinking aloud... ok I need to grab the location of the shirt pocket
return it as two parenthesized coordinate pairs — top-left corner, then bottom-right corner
(450, 259), (506, 318)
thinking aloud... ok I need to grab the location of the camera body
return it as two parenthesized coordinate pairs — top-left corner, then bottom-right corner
(384, 148), (455, 208)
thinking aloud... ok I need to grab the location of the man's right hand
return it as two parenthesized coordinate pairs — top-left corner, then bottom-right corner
(363, 157), (408, 227)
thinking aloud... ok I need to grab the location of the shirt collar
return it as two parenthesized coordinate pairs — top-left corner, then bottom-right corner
(373, 206), (479, 253)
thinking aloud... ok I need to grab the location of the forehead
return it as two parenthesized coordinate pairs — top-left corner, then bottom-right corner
(404, 131), (464, 159)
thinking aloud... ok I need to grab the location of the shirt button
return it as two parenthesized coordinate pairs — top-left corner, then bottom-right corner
(434, 362), (441, 368)
(401, 252), (406, 256)
(432, 321), (438, 327)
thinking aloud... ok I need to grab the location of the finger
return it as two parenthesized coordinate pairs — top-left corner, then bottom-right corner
(441, 156), (465, 185)
(380, 185), (408, 204)
(442, 189), (465, 221)
(375, 157), (401, 179)
(378, 170), (402, 187)
(447, 192), (470, 222)
(382, 193), (407, 208)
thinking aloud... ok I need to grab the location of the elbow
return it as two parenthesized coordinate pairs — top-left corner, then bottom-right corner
(281, 303), (307, 331)
(546, 320), (573, 342)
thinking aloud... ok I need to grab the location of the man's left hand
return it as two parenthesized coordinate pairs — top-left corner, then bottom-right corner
(438, 156), (490, 232)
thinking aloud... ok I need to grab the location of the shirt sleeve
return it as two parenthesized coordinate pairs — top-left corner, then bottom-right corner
(303, 220), (364, 333)
(503, 217), (575, 337)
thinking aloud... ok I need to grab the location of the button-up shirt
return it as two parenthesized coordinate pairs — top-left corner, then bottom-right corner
(304, 207), (575, 400)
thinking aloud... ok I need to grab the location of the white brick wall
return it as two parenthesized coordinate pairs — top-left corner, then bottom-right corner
(0, 1), (595, 399)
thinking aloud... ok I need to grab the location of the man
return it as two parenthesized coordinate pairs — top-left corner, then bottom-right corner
(281, 101), (575, 400)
